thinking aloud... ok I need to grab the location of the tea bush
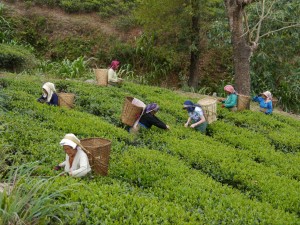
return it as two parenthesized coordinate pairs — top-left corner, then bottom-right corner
(1, 73), (300, 224)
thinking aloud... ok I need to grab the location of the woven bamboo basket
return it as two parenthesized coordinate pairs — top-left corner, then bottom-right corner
(197, 98), (217, 124)
(80, 138), (112, 176)
(94, 69), (108, 86)
(58, 93), (75, 109)
(121, 97), (145, 126)
(237, 94), (251, 111)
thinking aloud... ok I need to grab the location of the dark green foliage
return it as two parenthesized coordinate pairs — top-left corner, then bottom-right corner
(0, 43), (36, 72)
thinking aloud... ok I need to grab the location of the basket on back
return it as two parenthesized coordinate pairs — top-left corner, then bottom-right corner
(58, 93), (75, 109)
(80, 138), (111, 176)
(94, 69), (108, 86)
(237, 94), (251, 111)
(121, 97), (146, 126)
(197, 97), (217, 124)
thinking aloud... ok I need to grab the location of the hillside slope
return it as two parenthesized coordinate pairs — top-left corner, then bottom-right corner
(1, 73), (300, 224)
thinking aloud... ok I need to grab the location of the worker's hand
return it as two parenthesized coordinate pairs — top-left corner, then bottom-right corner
(184, 123), (189, 128)
(190, 124), (196, 128)
(53, 165), (62, 171)
(69, 171), (72, 176)
(166, 125), (170, 130)
(218, 98), (223, 102)
(221, 104), (225, 108)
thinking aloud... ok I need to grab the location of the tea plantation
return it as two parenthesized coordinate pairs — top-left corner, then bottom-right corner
(1, 74), (300, 224)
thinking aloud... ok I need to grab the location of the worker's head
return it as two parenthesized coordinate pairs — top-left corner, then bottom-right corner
(110, 60), (120, 70)
(145, 103), (159, 114)
(60, 134), (80, 157)
(261, 91), (272, 100)
(183, 100), (195, 113)
(224, 85), (235, 94)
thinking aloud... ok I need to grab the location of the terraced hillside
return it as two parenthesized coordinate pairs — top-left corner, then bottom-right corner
(0, 73), (300, 224)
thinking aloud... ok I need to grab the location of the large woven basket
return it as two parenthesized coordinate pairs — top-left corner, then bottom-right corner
(197, 97), (217, 124)
(80, 138), (112, 176)
(94, 69), (108, 86)
(237, 94), (251, 111)
(58, 93), (75, 109)
(121, 97), (145, 126)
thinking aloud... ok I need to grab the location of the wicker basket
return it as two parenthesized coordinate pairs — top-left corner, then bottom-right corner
(121, 97), (146, 126)
(58, 93), (75, 109)
(80, 138), (112, 176)
(197, 97), (217, 124)
(237, 94), (250, 111)
(94, 69), (108, 86)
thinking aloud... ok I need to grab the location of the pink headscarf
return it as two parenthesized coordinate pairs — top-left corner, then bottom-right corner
(110, 60), (120, 70)
(224, 85), (236, 94)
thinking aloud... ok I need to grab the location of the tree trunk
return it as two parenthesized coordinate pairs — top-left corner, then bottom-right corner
(188, 0), (200, 89)
(225, 0), (253, 96)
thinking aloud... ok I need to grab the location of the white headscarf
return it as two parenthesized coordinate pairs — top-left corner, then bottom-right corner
(59, 133), (80, 149)
(262, 91), (272, 100)
(42, 82), (56, 103)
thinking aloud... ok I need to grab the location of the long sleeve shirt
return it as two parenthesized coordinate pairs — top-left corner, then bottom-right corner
(59, 148), (91, 177)
(38, 93), (59, 106)
(139, 113), (168, 129)
(222, 93), (237, 108)
(253, 96), (273, 114)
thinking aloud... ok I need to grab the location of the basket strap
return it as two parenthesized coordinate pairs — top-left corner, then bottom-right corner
(132, 107), (145, 129)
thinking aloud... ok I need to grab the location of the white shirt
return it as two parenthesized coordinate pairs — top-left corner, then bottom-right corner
(108, 68), (118, 82)
(59, 148), (91, 177)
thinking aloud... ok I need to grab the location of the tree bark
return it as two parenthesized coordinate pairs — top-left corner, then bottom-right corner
(188, 0), (201, 89)
(225, 0), (253, 96)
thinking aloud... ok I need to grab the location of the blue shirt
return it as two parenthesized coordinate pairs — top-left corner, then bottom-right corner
(253, 96), (272, 114)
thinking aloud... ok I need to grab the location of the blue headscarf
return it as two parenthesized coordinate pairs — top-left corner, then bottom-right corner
(183, 100), (195, 113)
(145, 103), (159, 114)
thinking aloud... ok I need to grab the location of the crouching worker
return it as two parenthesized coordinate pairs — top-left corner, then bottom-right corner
(253, 91), (273, 115)
(219, 85), (237, 111)
(108, 60), (123, 86)
(132, 103), (170, 132)
(37, 82), (58, 106)
(54, 134), (91, 177)
(183, 100), (207, 134)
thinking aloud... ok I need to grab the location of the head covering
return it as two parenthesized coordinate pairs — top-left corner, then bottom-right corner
(224, 85), (235, 94)
(145, 103), (159, 114)
(42, 82), (56, 102)
(110, 60), (120, 70)
(262, 91), (272, 100)
(59, 133), (80, 149)
(183, 100), (195, 113)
